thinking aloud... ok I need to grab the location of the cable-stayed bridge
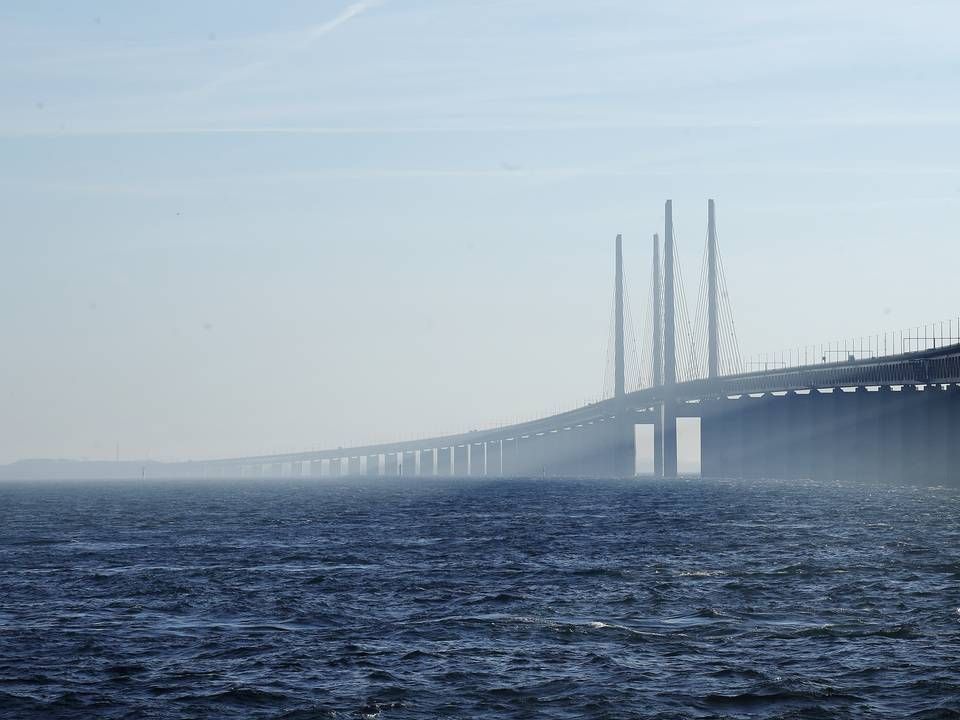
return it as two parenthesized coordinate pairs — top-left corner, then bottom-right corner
(175, 200), (960, 486)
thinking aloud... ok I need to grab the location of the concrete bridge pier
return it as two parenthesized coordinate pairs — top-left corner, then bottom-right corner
(877, 386), (897, 484)
(366, 454), (380, 476)
(661, 402), (678, 477)
(765, 394), (789, 479)
(438, 447), (453, 476)
(901, 384), (927, 484)
(348, 456), (362, 477)
(486, 441), (502, 477)
(699, 398), (721, 478)
(384, 452), (398, 477)
(454, 444), (468, 476)
(856, 387), (882, 484)
(401, 451), (417, 477)
(420, 449), (435, 477)
(470, 443), (485, 476)
(501, 439), (517, 476)
(610, 414), (636, 478)
(736, 395), (759, 479)
(948, 385), (960, 479)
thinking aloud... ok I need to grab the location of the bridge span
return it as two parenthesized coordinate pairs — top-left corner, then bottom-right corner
(174, 200), (960, 486)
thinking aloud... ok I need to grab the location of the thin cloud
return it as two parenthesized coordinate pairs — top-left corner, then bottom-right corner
(194, 0), (383, 97)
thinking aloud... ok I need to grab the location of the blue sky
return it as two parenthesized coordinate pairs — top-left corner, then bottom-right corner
(2, 1), (960, 463)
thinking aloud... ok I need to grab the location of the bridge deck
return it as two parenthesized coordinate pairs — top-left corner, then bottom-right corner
(189, 343), (960, 469)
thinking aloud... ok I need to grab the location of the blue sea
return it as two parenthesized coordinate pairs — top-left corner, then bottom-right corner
(1, 478), (959, 719)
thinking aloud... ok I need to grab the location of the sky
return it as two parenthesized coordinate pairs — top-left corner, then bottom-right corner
(2, 0), (960, 464)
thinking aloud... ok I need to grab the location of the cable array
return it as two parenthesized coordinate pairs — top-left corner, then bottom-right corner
(691, 213), (742, 377)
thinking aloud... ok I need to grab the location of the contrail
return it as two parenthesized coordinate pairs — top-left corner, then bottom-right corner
(194, 0), (383, 97)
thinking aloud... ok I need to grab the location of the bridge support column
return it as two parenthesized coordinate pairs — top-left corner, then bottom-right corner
(889, 386), (911, 484)
(857, 387), (882, 484)
(877, 386), (897, 484)
(947, 385), (960, 486)
(515, 436), (531, 476)
(611, 414), (636, 478)
(653, 413), (664, 477)
(486, 441), (502, 477)
(501, 439), (517, 476)
(439, 447), (454, 476)
(328, 459), (341, 478)
(576, 426), (595, 476)
(902, 385), (926, 484)
(555, 428), (575, 476)
(741, 396), (761, 479)
(925, 385), (947, 485)
(420, 449), (435, 477)
(662, 402), (678, 477)
(384, 453), (398, 477)
(793, 391), (817, 480)
(366, 454), (380, 477)
(769, 394), (791, 479)
(469, 443), (485, 476)
(401, 451), (417, 477)
(699, 398), (721, 478)
(454, 444), (468, 477)
(348, 456), (362, 477)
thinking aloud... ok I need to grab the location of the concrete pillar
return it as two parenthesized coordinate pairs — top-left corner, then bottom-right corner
(327, 459), (341, 478)
(825, 389), (846, 481)
(653, 413), (664, 478)
(876, 386), (897, 485)
(791, 391), (817, 480)
(807, 389), (830, 481)
(271, 463), (283, 477)
(348, 456), (362, 477)
(500, 438), (516, 476)
(700, 398), (720, 478)
(611, 415), (635, 478)
(662, 402), (678, 477)
(560, 427), (583, 476)
(438, 447), (454, 476)
(454, 445), (468, 476)
(366, 455), (380, 477)
(310, 460), (323, 477)
(907, 384), (928, 484)
(888, 386), (911, 484)
(947, 385), (960, 487)
(384, 452), (399, 477)
(528, 433), (546, 477)
(420, 449), (435, 477)
(486, 441), (502, 477)
(566, 426), (587, 476)
(856, 387), (882, 484)
(735, 397), (753, 478)
(718, 397), (742, 479)
(402, 451), (417, 477)
(539, 431), (556, 476)
(469, 443), (485, 476)
(768, 393), (793, 479)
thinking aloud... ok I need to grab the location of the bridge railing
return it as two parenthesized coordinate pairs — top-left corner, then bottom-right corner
(743, 317), (960, 376)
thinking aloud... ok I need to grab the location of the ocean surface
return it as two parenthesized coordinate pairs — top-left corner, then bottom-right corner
(1, 477), (959, 719)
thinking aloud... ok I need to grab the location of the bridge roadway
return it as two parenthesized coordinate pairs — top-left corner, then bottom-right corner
(181, 342), (960, 480)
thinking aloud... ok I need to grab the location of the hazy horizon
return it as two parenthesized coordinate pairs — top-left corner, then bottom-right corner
(3, 1), (960, 464)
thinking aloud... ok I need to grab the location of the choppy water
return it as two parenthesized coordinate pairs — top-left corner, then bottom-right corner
(1, 478), (959, 719)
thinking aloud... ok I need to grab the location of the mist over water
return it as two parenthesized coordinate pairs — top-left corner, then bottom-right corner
(1, 477), (958, 719)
